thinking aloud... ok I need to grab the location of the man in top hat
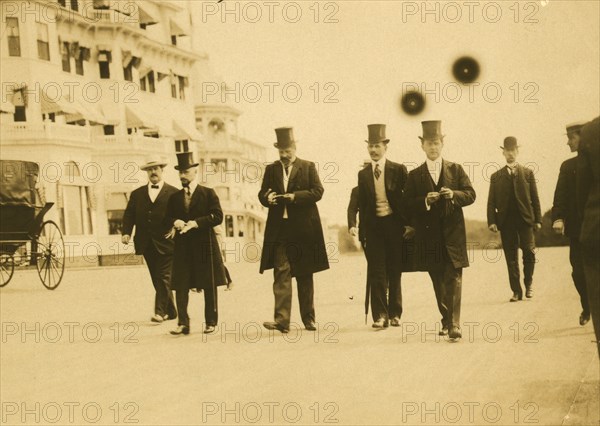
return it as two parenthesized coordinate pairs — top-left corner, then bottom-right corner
(166, 152), (228, 335)
(357, 125), (410, 329)
(259, 127), (329, 333)
(576, 117), (600, 356)
(122, 155), (179, 323)
(552, 121), (590, 326)
(487, 137), (542, 302)
(403, 120), (476, 339)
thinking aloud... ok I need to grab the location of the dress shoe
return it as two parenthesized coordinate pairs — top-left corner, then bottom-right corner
(439, 326), (448, 336)
(448, 326), (462, 339)
(204, 325), (216, 334)
(509, 293), (522, 302)
(372, 318), (389, 329)
(151, 314), (164, 323)
(170, 325), (190, 335)
(525, 286), (533, 298)
(263, 321), (289, 334)
(304, 322), (317, 331)
(580, 311), (591, 326)
(390, 317), (401, 327)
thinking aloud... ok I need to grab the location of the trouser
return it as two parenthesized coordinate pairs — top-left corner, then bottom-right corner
(429, 262), (462, 329)
(143, 243), (176, 318)
(175, 284), (218, 327)
(569, 238), (589, 313)
(500, 220), (536, 295)
(365, 216), (403, 322)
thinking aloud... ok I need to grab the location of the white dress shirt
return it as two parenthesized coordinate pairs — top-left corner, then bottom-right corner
(506, 162), (518, 175)
(371, 158), (386, 180)
(147, 180), (164, 203)
(281, 161), (293, 219)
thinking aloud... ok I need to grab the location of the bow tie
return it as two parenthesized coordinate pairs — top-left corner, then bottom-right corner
(151, 184), (159, 189)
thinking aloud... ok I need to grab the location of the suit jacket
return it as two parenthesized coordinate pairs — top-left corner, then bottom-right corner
(403, 160), (476, 270)
(577, 117), (600, 250)
(122, 182), (179, 255)
(552, 156), (581, 238)
(258, 157), (329, 276)
(166, 185), (227, 291)
(487, 164), (542, 229)
(357, 160), (408, 237)
(347, 186), (365, 242)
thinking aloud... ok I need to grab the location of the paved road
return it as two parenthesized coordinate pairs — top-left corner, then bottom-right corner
(1, 247), (598, 425)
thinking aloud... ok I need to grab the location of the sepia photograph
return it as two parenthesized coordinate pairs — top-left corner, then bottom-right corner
(0, 0), (599, 425)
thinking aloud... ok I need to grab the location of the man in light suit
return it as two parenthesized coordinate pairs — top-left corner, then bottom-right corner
(403, 120), (476, 340)
(357, 125), (410, 329)
(122, 156), (179, 323)
(487, 137), (542, 302)
(552, 121), (590, 326)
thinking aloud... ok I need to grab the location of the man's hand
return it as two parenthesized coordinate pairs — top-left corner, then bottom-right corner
(180, 220), (199, 234)
(534, 222), (542, 231)
(174, 219), (186, 231)
(440, 187), (453, 200)
(265, 188), (279, 206)
(426, 192), (440, 206)
(121, 234), (131, 245)
(225, 282), (234, 291)
(403, 226), (416, 240)
(165, 227), (176, 239)
(488, 224), (498, 233)
(280, 193), (295, 203)
(552, 220), (564, 235)
(349, 227), (358, 237)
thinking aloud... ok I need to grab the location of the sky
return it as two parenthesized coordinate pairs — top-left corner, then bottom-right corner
(191, 0), (600, 225)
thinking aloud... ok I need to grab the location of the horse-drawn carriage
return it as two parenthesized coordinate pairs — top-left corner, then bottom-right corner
(0, 160), (65, 289)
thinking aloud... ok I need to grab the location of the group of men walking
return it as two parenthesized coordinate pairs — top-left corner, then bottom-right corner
(121, 117), (600, 350)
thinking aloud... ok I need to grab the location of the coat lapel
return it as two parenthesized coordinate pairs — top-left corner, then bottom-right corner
(441, 160), (451, 187)
(365, 164), (376, 203)
(274, 162), (285, 194)
(419, 162), (434, 193)
(287, 160), (300, 191)
(384, 160), (393, 191)
(189, 185), (202, 210)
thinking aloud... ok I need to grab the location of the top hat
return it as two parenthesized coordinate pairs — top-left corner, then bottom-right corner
(500, 136), (519, 150)
(174, 152), (199, 170)
(274, 127), (296, 149)
(140, 155), (168, 171)
(565, 120), (588, 135)
(365, 124), (389, 144)
(419, 121), (444, 141)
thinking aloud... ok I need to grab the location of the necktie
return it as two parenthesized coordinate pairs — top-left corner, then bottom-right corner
(183, 187), (191, 213)
(374, 164), (381, 180)
(151, 184), (159, 189)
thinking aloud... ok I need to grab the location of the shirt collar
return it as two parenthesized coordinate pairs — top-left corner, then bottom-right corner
(506, 162), (518, 169)
(148, 180), (164, 190)
(372, 158), (386, 169)
(184, 181), (197, 195)
(426, 157), (443, 171)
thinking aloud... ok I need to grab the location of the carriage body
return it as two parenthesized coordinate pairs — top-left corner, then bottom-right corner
(0, 160), (65, 289)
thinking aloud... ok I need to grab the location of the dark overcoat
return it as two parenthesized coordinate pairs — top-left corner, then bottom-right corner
(122, 182), (179, 255)
(403, 160), (476, 270)
(166, 185), (227, 291)
(552, 157), (581, 238)
(258, 158), (329, 277)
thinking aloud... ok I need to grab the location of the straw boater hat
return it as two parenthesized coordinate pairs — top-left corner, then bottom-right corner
(140, 155), (167, 171)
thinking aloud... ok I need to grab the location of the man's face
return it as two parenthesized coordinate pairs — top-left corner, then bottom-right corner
(278, 146), (297, 165)
(421, 138), (443, 161)
(502, 148), (519, 164)
(146, 166), (163, 184)
(179, 167), (197, 187)
(567, 132), (581, 152)
(367, 142), (387, 161)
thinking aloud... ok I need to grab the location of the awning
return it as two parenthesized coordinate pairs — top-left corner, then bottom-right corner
(0, 99), (15, 114)
(40, 90), (79, 115)
(105, 192), (128, 211)
(125, 105), (175, 137)
(100, 105), (121, 126)
(136, 1), (159, 25)
(170, 17), (189, 36)
(173, 119), (202, 141)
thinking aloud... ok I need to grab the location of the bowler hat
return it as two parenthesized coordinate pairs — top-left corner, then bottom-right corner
(565, 121), (588, 135)
(140, 155), (167, 171)
(500, 136), (519, 150)
(274, 127), (296, 149)
(365, 124), (389, 144)
(419, 121), (444, 142)
(174, 152), (199, 170)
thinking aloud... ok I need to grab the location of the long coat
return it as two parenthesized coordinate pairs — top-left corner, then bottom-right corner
(578, 117), (600, 250)
(347, 186), (365, 242)
(122, 182), (179, 255)
(403, 160), (476, 270)
(166, 185), (227, 291)
(552, 157), (581, 238)
(258, 158), (329, 277)
(487, 164), (542, 229)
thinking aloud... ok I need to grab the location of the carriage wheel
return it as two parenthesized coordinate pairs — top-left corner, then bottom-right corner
(36, 221), (65, 290)
(0, 253), (15, 287)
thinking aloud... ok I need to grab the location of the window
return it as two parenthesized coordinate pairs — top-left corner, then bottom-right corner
(99, 61), (110, 79)
(36, 23), (50, 61)
(175, 140), (189, 153)
(237, 215), (245, 237)
(98, 50), (111, 79)
(178, 76), (185, 100)
(6, 18), (20, 57)
(59, 185), (93, 235)
(14, 106), (26, 122)
(61, 42), (71, 72)
(75, 50), (84, 75)
(171, 35), (177, 46)
(140, 71), (155, 93)
(106, 192), (128, 235)
(213, 159), (227, 172)
(103, 125), (115, 135)
(225, 215), (234, 237)
(171, 82), (177, 98)
(70, 0), (78, 12)
(58, 0), (66, 6)
(123, 63), (133, 81)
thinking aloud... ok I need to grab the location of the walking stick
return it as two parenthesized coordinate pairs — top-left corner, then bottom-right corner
(363, 240), (369, 324)
(209, 228), (217, 313)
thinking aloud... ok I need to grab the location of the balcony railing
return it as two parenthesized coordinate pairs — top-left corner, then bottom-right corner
(94, 134), (171, 154)
(0, 122), (91, 144)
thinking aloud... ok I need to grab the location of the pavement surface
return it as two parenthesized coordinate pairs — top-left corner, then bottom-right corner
(1, 247), (598, 425)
